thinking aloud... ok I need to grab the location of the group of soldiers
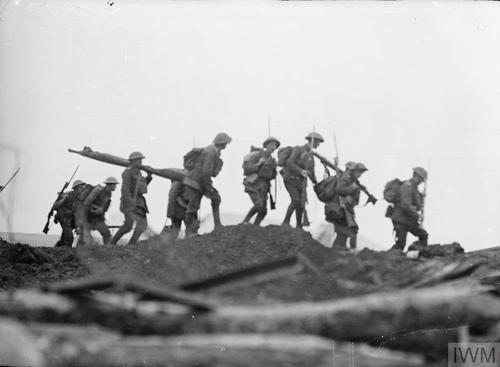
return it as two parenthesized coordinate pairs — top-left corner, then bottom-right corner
(49, 131), (428, 251)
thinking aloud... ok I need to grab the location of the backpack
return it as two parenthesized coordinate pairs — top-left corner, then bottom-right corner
(183, 148), (204, 171)
(277, 146), (293, 167)
(314, 175), (338, 203)
(242, 149), (262, 176)
(383, 178), (403, 203)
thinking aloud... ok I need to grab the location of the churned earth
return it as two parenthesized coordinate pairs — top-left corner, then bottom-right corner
(0, 224), (484, 304)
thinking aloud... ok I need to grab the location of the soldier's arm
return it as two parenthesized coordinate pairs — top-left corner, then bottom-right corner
(201, 149), (217, 190)
(83, 187), (101, 210)
(308, 157), (317, 184)
(286, 147), (304, 175)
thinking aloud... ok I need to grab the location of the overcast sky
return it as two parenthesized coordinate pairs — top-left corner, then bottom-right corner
(1, 0), (499, 251)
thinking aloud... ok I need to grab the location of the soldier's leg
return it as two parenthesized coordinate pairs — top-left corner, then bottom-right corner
(169, 219), (182, 240)
(410, 226), (429, 246)
(56, 220), (74, 247)
(210, 190), (222, 229)
(294, 186), (305, 229)
(94, 221), (111, 245)
(109, 211), (134, 245)
(333, 232), (349, 248)
(253, 189), (268, 226)
(349, 234), (357, 250)
(129, 213), (147, 245)
(184, 186), (203, 236)
(392, 224), (408, 250)
(302, 209), (310, 227)
(243, 190), (259, 223)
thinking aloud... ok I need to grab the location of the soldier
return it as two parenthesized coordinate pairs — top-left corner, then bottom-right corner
(281, 132), (323, 228)
(51, 180), (86, 247)
(182, 132), (231, 237)
(163, 180), (188, 241)
(242, 137), (280, 225)
(330, 162), (368, 250)
(108, 152), (152, 245)
(77, 177), (119, 246)
(387, 167), (429, 251)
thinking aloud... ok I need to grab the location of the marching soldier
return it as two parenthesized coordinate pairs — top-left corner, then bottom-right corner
(77, 177), (119, 246)
(281, 132), (323, 228)
(242, 137), (280, 225)
(330, 162), (368, 250)
(51, 180), (86, 247)
(182, 132), (231, 237)
(108, 152), (152, 245)
(387, 167), (429, 251)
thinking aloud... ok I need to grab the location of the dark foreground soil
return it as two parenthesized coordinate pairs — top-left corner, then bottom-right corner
(1, 225), (486, 305)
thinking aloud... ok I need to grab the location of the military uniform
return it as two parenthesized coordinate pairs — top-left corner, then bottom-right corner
(109, 162), (151, 245)
(281, 144), (316, 228)
(52, 188), (81, 247)
(163, 180), (190, 240)
(242, 146), (278, 225)
(388, 179), (428, 250)
(330, 172), (361, 249)
(183, 144), (223, 235)
(78, 184), (114, 246)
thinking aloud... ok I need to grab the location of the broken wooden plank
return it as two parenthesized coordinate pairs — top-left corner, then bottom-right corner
(43, 276), (216, 312)
(179, 256), (304, 293)
(20, 321), (424, 367)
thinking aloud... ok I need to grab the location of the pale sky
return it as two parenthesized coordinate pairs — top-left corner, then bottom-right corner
(1, 0), (500, 250)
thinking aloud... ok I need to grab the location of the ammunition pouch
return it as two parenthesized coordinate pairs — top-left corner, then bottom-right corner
(385, 205), (394, 218)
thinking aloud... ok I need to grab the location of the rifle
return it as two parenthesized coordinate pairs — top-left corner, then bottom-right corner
(0, 167), (21, 193)
(43, 165), (80, 234)
(312, 151), (377, 206)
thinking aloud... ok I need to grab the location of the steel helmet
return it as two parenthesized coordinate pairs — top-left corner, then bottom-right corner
(305, 132), (324, 142)
(129, 151), (145, 161)
(213, 132), (232, 145)
(354, 162), (368, 171)
(72, 180), (84, 189)
(104, 176), (119, 185)
(413, 167), (428, 180)
(262, 136), (281, 148)
(345, 161), (356, 170)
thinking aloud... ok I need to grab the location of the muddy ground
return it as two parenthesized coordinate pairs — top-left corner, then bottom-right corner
(0, 224), (491, 304)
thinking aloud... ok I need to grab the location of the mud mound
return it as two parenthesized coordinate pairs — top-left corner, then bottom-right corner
(408, 242), (464, 258)
(73, 225), (435, 304)
(0, 239), (89, 290)
(75, 225), (321, 289)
